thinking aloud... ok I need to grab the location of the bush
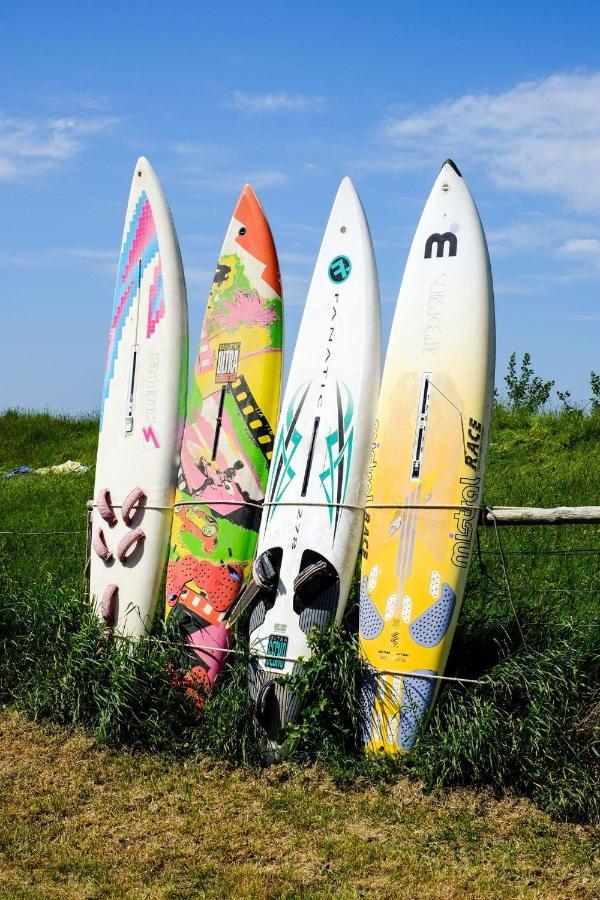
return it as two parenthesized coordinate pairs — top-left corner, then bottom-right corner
(504, 352), (554, 413)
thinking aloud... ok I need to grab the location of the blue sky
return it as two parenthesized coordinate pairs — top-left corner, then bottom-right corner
(2, 0), (600, 411)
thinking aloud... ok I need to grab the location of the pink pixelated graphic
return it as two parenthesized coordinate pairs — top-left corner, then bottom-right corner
(123, 198), (155, 283)
(105, 280), (135, 371)
(146, 260), (165, 337)
(214, 290), (277, 329)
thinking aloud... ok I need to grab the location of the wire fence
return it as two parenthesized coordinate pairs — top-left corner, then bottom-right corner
(1, 501), (599, 685)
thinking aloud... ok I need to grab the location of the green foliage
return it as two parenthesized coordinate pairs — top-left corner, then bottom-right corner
(590, 371), (600, 412)
(193, 625), (266, 766)
(410, 631), (600, 823)
(280, 624), (363, 764)
(1, 405), (600, 824)
(504, 352), (555, 412)
(0, 576), (194, 752)
(556, 389), (573, 411)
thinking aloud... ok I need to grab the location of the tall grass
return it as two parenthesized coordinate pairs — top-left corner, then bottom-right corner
(0, 406), (599, 823)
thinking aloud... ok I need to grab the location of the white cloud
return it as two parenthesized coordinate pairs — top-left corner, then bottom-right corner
(0, 114), (117, 180)
(231, 91), (326, 114)
(560, 238), (600, 256)
(494, 277), (549, 297)
(175, 169), (289, 192)
(486, 213), (600, 256)
(0, 246), (115, 275)
(172, 143), (289, 192)
(279, 250), (316, 266)
(280, 270), (309, 306)
(377, 72), (600, 210)
(245, 169), (289, 188)
(559, 237), (600, 273)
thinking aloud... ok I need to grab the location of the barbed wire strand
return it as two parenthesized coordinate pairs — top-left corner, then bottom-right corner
(0, 529), (87, 536)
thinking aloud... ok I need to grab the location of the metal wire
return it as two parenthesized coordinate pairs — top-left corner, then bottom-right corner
(0, 529), (87, 536)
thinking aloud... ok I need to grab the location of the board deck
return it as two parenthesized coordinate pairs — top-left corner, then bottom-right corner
(166, 185), (283, 703)
(248, 177), (381, 743)
(359, 160), (495, 753)
(360, 160), (495, 752)
(90, 157), (188, 640)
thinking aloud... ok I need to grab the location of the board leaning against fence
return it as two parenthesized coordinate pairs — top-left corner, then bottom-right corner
(248, 177), (381, 745)
(359, 160), (495, 753)
(90, 157), (188, 640)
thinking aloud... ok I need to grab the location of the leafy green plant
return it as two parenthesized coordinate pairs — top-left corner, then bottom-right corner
(590, 371), (600, 412)
(556, 389), (574, 411)
(504, 352), (555, 412)
(411, 631), (600, 823)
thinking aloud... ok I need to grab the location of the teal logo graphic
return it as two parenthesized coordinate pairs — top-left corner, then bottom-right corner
(266, 381), (311, 522)
(265, 634), (288, 670)
(320, 381), (355, 538)
(328, 255), (352, 283)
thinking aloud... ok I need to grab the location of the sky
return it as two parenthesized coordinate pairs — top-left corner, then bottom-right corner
(2, 0), (600, 412)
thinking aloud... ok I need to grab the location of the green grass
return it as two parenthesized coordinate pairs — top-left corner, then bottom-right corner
(0, 408), (98, 470)
(0, 406), (599, 831)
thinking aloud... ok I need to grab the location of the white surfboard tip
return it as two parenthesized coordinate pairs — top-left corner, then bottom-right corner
(131, 156), (164, 199)
(133, 155), (154, 177)
(332, 175), (367, 224)
(439, 158), (462, 177)
(336, 174), (359, 200)
(430, 157), (473, 205)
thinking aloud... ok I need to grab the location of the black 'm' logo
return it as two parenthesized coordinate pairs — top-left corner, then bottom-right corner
(424, 232), (457, 259)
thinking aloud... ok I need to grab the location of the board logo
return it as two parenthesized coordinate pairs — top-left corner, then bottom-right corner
(424, 232), (457, 259)
(215, 342), (241, 383)
(328, 255), (352, 283)
(464, 417), (483, 471)
(142, 425), (160, 449)
(265, 633), (288, 670)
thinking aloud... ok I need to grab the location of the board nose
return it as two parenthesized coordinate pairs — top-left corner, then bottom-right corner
(440, 158), (462, 177)
(234, 182), (263, 223)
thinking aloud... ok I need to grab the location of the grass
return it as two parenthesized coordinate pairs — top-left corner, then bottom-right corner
(1, 709), (598, 899)
(0, 408), (98, 470)
(0, 405), (600, 893)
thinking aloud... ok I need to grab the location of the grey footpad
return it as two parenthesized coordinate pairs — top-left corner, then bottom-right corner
(397, 670), (437, 750)
(359, 577), (384, 640)
(409, 584), (456, 648)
